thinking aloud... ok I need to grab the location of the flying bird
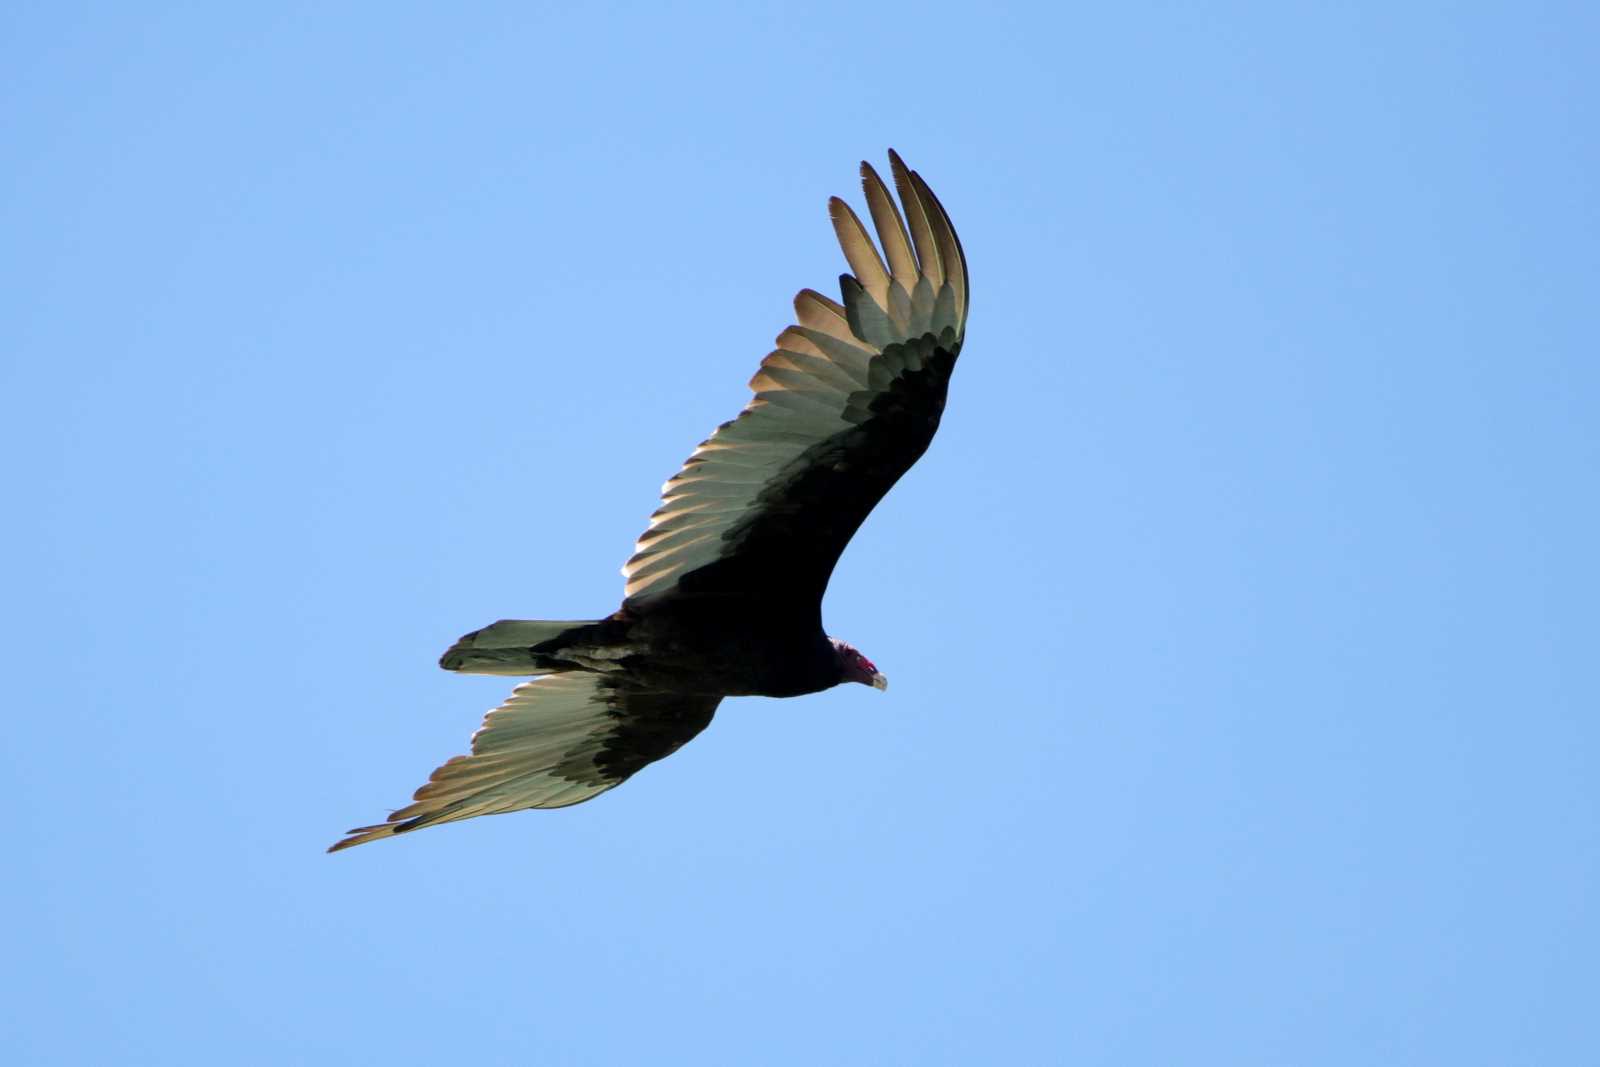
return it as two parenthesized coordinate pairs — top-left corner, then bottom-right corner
(329, 151), (968, 851)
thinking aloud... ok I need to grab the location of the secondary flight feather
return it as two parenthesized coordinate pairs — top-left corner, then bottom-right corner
(330, 151), (968, 852)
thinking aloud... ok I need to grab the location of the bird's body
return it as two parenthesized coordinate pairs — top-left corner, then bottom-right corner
(446, 603), (839, 696)
(330, 151), (967, 852)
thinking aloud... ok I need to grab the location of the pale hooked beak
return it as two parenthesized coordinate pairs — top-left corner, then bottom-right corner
(870, 672), (889, 691)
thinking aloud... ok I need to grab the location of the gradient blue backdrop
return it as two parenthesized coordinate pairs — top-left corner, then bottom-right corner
(5, 3), (1596, 1064)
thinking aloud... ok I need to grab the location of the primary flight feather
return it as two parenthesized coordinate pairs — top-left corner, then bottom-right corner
(330, 151), (968, 852)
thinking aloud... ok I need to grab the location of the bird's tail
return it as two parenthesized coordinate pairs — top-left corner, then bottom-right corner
(439, 618), (616, 675)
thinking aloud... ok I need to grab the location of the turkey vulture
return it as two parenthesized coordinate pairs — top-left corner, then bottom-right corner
(329, 151), (967, 852)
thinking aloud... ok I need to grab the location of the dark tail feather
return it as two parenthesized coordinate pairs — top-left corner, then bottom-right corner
(439, 618), (607, 675)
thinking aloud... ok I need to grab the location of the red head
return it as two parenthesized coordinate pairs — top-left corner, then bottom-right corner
(831, 638), (888, 691)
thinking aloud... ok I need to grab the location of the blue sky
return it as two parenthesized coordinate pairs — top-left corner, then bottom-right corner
(5, 3), (1597, 1064)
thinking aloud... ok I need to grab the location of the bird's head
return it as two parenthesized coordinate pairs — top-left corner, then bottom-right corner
(831, 638), (888, 691)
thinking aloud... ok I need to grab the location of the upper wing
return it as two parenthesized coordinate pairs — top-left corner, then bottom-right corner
(328, 674), (719, 851)
(621, 150), (968, 611)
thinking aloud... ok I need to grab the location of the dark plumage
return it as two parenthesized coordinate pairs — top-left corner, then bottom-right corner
(329, 151), (967, 852)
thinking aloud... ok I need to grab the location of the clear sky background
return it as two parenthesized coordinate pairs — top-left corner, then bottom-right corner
(5, 3), (1597, 1064)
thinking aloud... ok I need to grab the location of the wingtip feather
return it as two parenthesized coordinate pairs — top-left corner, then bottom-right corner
(860, 160), (919, 299)
(827, 197), (892, 311)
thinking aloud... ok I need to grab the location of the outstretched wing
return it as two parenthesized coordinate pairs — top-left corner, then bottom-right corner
(329, 675), (719, 851)
(622, 151), (968, 611)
